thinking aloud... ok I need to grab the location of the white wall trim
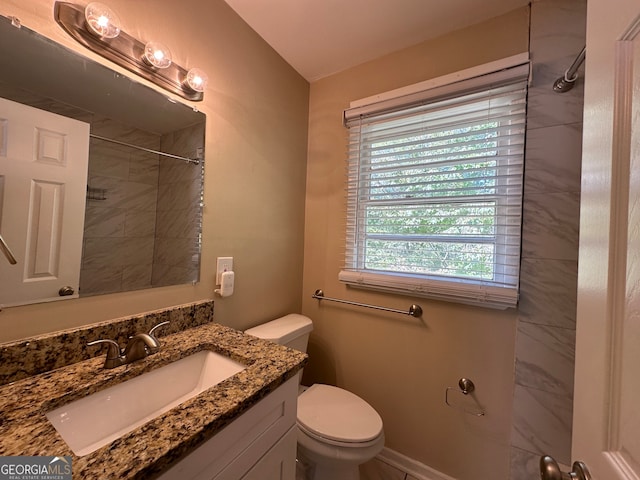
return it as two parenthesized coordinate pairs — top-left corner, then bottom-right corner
(376, 447), (458, 480)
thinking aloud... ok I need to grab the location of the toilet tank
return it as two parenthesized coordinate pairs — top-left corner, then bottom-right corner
(245, 314), (313, 353)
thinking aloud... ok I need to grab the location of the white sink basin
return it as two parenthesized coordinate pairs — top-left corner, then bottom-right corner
(46, 350), (245, 456)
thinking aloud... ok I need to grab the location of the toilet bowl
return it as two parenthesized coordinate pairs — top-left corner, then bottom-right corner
(296, 383), (384, 480)
(245, 314), (385, 480)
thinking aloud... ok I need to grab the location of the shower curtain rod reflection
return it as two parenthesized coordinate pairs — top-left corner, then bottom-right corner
(90, 133), (201, 164)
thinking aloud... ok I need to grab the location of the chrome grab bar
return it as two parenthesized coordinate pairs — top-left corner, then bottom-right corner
(0, 234), (17, 264)
(312, 289), (423, 317)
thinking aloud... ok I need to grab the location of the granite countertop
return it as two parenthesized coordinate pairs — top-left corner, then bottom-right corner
(0, 322), (307, 479)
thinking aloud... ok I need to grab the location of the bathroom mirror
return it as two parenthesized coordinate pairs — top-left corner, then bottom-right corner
(0, 16), (206, 307)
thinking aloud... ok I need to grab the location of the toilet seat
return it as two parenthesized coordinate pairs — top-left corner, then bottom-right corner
(297, 384), (383, 447)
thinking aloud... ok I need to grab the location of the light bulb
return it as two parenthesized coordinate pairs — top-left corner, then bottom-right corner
(185, 68), (208, 92)
(143, 41), (172, 69)
(84, 2), (121, 39)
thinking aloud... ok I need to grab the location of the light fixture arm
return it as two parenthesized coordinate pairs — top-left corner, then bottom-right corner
(54, 2), (204, 102)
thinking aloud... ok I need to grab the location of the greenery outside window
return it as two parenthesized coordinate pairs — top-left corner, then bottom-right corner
(340, 64), (528, 308)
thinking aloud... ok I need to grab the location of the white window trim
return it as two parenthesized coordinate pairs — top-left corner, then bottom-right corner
(340, 55), (530, 310)
(348, 52), (530, 109)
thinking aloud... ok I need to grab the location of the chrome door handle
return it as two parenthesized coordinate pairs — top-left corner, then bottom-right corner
(540, 455), (592, 480)
(0, 233), (17, 264)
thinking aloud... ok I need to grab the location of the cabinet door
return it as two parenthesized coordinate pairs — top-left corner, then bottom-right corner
(157, 377), (297, 480)
(241, 427), (297, 480)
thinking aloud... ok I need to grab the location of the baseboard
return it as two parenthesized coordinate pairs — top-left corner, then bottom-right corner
(376, 447), (457, 480)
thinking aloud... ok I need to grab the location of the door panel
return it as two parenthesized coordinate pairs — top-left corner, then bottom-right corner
(574, 0), (640, 478)
(0, 97), (89, 307)
(27, 180), (64, 278)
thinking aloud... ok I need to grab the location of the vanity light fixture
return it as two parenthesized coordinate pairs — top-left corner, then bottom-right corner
(54, 1), (206, 101)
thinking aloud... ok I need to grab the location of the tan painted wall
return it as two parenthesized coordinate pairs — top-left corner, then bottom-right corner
(0, 0), (309, 342)
(1, 2), (534, 477)
(301, 8), (530, 480)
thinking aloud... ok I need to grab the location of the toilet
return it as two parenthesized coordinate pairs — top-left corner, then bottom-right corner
(245, 314), (385, 480)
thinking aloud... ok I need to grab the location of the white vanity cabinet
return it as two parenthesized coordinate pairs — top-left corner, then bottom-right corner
(158, 376), (298, 480)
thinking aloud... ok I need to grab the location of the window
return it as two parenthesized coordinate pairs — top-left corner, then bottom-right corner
(340, 64), (528, 308)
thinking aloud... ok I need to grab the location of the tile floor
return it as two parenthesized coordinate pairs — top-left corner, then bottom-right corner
(296, 456), (413, 480)
(360, 457), (422, 480)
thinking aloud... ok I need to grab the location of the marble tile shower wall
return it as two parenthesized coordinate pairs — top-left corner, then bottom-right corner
(510, 1), (586, 478)
(153, 122), (205, 287)
(80, 116), (161, 295)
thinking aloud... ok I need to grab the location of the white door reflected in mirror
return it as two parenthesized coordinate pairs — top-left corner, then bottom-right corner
(0, 97), (89, 307)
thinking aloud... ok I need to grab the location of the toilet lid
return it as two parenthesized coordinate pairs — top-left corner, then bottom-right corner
(297, 384), (383, 443)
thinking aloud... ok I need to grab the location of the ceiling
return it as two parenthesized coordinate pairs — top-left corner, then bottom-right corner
(223, 0), (530, 82)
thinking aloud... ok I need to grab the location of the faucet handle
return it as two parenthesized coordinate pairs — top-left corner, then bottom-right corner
(87, 339), (121, 356)
(87, 339), (124, 369)
(149, 321), (170, 339)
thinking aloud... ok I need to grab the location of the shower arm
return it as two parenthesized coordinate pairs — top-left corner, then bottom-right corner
(553, 46), (586, 93)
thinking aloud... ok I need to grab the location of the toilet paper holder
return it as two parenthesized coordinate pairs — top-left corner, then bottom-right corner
(445, 378), (485, 417)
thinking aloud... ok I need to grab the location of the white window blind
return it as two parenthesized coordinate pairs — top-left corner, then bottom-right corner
(340, 64), (528, 309)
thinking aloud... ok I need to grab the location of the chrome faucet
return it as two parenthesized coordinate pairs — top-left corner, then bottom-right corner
(122, 333), (160, 363)
(88, 321), (170, 369)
